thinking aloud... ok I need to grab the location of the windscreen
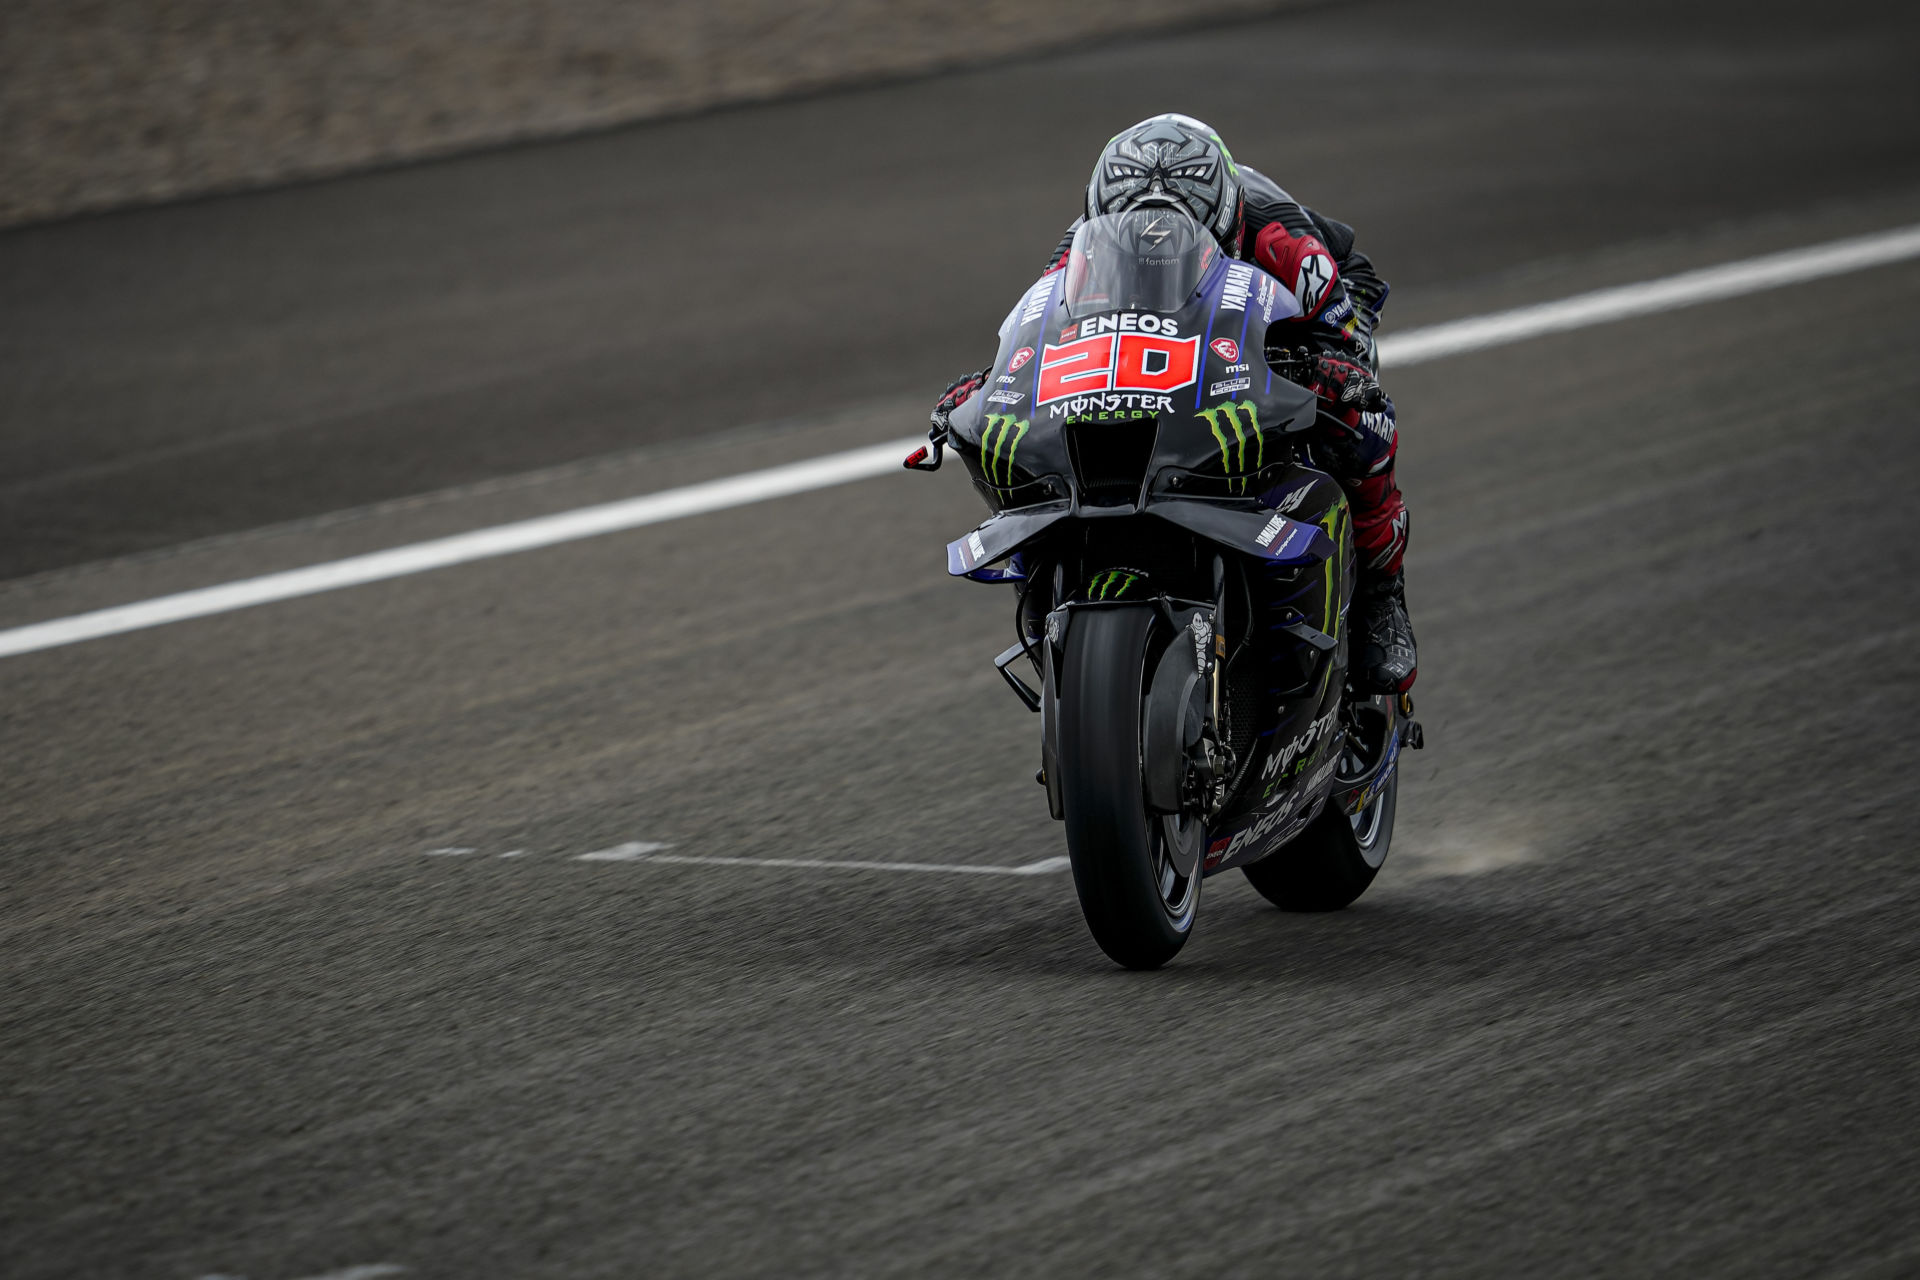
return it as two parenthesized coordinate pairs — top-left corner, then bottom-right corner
(1060, 209), (1217, 320)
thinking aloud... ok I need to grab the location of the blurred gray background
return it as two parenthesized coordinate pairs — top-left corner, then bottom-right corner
(2, 0), (1309, 226)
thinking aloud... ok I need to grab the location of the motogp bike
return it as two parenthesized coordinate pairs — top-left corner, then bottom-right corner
(907, 209), (1421, 969)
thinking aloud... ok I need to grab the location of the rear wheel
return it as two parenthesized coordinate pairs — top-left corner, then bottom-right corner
(1058, 606), (1202, 969)
(1242, 704), (1398, 912)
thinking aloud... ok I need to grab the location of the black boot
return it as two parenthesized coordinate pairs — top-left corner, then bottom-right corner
(1355, 567), (1417, 694)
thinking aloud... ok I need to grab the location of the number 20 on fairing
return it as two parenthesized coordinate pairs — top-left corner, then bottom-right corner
(1036, 333), (1202, 405)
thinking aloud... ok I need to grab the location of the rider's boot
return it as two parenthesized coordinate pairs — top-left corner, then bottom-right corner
(1354, 567), (1417, 694)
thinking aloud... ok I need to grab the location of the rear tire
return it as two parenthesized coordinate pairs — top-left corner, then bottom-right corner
(1058, 606), (1200, 969)
(1242, 767), (1396, 912)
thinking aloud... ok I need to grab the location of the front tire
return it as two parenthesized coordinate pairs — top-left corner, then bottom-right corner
(1058, 606), (1201, 969)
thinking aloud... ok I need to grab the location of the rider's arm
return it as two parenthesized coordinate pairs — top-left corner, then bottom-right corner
(1249, 216), (1363, 345)
(1304, 209), (1390, 343)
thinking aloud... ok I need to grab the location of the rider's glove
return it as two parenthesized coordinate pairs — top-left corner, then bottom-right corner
(931, 367), (990, 431)
(911, 367), (990, 471)
(1308, 353), (1387, 414)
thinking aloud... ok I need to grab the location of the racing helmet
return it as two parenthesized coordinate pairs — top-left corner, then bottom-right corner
(1086, 114), (1245, 253)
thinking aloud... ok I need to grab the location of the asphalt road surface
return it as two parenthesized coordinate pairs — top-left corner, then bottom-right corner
(5, 2), (1920, 1277)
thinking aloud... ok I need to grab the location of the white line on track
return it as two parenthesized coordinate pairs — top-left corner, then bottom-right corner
(1375, 223), (1920, 366)
(576, 841), (674, 861)
(425, 840), (1069, 876)
(5, 221), (1918, 662)
(636, 853), (1074, 876)
(197, 1266), (406, 1280)
(578, 844), (1072, 876)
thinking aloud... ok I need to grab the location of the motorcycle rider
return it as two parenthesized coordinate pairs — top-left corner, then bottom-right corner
(929, 114), (1416, 694)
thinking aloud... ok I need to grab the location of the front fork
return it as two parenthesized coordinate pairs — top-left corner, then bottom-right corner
(1020, 560), (1233, 824)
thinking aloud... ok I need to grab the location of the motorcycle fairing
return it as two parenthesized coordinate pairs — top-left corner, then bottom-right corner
(945, 213), (1314, 516)
(1199, 479), (1356, 873)
(945, 228), (1327, 579)
(946, 501), (1072, 577)
(1146, 500), (1332, 565)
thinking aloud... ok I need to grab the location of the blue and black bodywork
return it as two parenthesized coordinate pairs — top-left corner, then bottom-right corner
(929, 210), (1408, 880)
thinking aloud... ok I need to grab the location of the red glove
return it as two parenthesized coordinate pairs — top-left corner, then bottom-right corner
(933, 368), (989, 424)
(1308, 353), (1386, 414)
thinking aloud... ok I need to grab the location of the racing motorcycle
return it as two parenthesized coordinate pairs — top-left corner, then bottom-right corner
(906, 208), (1421, 969)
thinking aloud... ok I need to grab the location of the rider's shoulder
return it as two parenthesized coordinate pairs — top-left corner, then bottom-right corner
(1238, 165), (1296, 213)
(1241, 165), (1359, 266)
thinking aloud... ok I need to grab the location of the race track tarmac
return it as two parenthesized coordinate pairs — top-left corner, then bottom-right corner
(4, 1), (1920, 1276)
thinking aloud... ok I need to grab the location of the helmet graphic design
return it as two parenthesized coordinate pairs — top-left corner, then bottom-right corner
(1086, 114), (1244, 250)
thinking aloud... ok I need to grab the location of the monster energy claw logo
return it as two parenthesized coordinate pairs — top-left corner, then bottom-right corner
(1196, 400), (1265, 493)
(1088, 569), (1140, 600)
(1318, 499), (1350, 644)
(981, 414), (1030, 488)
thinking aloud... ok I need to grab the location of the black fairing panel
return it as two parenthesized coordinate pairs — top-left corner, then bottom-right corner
(946, 501), (1074, 575)
(1201, 470), (1358, 874)
(1147, 499), (1332, 566)
(947, 248), (1315, 515)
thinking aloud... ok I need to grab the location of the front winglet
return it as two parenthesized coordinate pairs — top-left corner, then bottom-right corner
(1145, 500), (1333, 566)
(946, 501), (1074, 578)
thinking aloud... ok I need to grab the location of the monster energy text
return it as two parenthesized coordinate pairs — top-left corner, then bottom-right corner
(1046, 392), (1175, 420)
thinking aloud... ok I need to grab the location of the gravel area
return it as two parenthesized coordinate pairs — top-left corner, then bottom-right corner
(0, 0), (1317, 227)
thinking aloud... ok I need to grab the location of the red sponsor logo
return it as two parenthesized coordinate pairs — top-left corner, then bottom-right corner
(1036, 333), (1202, 404)
(1210, 337), (1239, 362)
(1007, 346), (1034, 373)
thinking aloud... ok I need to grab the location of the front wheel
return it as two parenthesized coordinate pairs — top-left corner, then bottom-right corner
(1058, 606), (1203, 969)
